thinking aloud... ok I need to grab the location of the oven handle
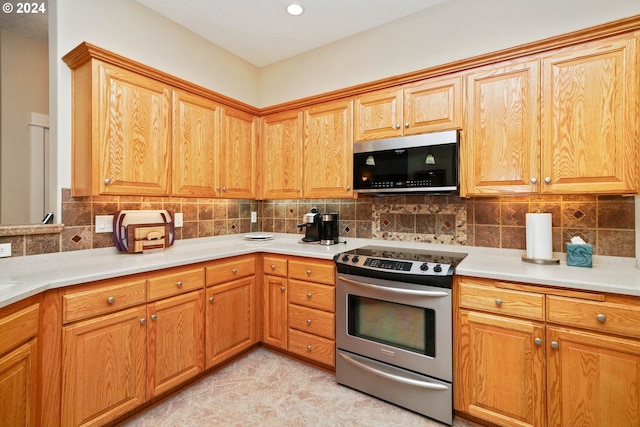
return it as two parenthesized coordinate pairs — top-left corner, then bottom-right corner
(338, 276), (449, 297)
(338, 352), (449, 390)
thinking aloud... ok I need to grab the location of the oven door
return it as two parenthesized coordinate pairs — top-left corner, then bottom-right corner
(336, 273), (452, 381)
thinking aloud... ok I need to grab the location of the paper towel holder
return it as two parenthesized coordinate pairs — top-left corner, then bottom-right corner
(521, 254), (560, 265)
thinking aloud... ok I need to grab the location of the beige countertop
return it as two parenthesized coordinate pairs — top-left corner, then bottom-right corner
(0, 233), (638, 308)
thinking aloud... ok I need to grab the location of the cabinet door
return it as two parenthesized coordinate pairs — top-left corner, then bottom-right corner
(262, 275), (288, 349)
(220, 107), (257, 198)
(96, 61), (171, 196)
(146, 290), (204, 399)
(354, 88), (403, 141)
(404, 76), (462, 134)
(547, 326), (640, 427)
(456, 309), (546, 427)
(205, 276), (256, 368)
(61, 305), (147, 427)
(541, 37), (638, 194)
(303, 100), (353, 198)
(0, 339), (37, 427)
(261, 111), (304, 199)
(172, 90), (220, 197)
(462, 60), (540, 196)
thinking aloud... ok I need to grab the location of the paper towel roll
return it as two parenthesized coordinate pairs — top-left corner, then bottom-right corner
(526, 213), (553, 259)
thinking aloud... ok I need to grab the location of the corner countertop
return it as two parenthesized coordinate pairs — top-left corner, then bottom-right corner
(0, 233), (639, 309)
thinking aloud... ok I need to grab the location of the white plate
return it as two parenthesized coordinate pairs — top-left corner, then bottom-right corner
(243, 233), (274, 241)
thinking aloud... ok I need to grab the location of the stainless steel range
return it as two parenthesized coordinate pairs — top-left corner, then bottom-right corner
(334, 246), (467, 425)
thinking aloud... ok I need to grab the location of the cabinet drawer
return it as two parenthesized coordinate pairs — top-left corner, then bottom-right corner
(289, 259), (335, 285)
(459, 280), (544, 321)
(0, 304), (39, 355)
(289, 304), (335, 339)
(147, 266), (205, 301)
(547, 295), (640, 338)
(263, 256), (287, 277)
(288, 279), (334, 312)
(206, 256), (255, 286)
(288, 328), (335, 367)
(63, 279), (146, 323)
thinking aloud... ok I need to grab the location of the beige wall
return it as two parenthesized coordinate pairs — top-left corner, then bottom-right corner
(0, 30), (48, 224)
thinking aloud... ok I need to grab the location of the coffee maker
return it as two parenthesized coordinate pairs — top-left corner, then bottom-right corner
(297, 207), (322, 243)
(320, 213), (339, 245)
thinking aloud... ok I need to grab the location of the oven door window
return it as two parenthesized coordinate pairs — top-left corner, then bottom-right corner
(347, 295), (435, 357)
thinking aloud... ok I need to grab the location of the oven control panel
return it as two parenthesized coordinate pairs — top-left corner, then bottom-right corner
(336, 254), (452, 277)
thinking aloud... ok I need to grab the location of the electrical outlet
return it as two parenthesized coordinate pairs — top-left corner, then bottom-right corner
(0, 243), (11, 258)
(95, 215), (114, 233)
(251, 212), (257, 223)
(174, 213), (183, 227)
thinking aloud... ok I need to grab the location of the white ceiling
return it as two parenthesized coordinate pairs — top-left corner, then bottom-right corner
(0, 0), (48, 42)
(135, 0), (449, 67)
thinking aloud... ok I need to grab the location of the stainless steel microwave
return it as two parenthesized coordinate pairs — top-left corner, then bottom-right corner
(353, 130), (459, 194)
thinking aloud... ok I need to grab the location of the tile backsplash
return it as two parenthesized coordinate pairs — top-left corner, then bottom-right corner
(1, 189), (634, 258)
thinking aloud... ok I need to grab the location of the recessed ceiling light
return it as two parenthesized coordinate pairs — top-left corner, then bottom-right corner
(286, 3), (304, 16)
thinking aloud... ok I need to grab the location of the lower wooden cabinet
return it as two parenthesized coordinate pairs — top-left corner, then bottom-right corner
(0, 303), (40, 427)
(147, 290), (204, 398)
(262, 274), (288, 349)
(205, 276), (256, 368)
(455, 275), (640, 427)
(61, 305), (147, 427)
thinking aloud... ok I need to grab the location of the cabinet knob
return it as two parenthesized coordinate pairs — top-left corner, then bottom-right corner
(306, 319), (312, 325)
(232, 268), (238, 274)
(296, 188), (301, 192)
(216, 186), (221, 191)
(271, 264), (276, 270)
(151, 314), (157, 321)
(596, 313), (606, 323)
(107, 296), (115, 304)
(176, 281), (183, 288)
(306, 293), (312, 299)
(306, 345), (312, 351)
(280, 286), (285, 293)
(209, 296), (215, 303)
(551, 341), (559, 349)
(222, 186), (227, 191)
(544, 177), (552, 184)
(346, 185), (351, 190)
(394, 124), (401, 129)
(140, 317), (147, 325)
(404, 122), (409, 128)
(530, 177), (538, 184)
(495, 298), (502, 306)
(534, 338), (542, 346)
(306, 270), (312, 276)
(104, 178), (111, 185)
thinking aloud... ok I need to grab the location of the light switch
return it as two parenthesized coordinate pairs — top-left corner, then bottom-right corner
(95, 215), (114, 233)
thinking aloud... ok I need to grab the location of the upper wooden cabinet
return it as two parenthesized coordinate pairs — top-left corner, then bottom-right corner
(540, 36), (638, 194)
(462, 59), (540, 195)
(303, 100), (354, 198)
(220, 107), (258, 199)
(260, 111), (304, 199)
(354, 76), (462, 142)
(462, 35), (639, 196)
(71, 60), (172, 197)
(172, 90), (221, 197)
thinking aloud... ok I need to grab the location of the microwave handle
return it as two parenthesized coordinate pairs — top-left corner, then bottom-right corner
(338, 352), (449, 390)
(338, 276), (449, 297)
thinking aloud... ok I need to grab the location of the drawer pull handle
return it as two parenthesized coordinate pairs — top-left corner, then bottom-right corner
(495, 298), (502, 306)
(151, 314), (157, 321)
(306, 345), (312, 351)
(307, 293), (312, 299)
(280, 287), (285, 293)
(306, 270), (312, 276)
(209, 297), (215, 303)
(534, 338), (542, 346)
(140, 317), (147, 325)
(176, 281), (183, 288)
(271, 264), (276, 270)
(306, 319), (312, 325)
(596, 313), (606, 323)
(551, 341), (559, 349)
(107, 296), (115, 304)
(232, 268), (238, 274)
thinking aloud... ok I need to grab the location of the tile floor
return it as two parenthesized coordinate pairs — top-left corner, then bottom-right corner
(124, 348), (472, 427)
